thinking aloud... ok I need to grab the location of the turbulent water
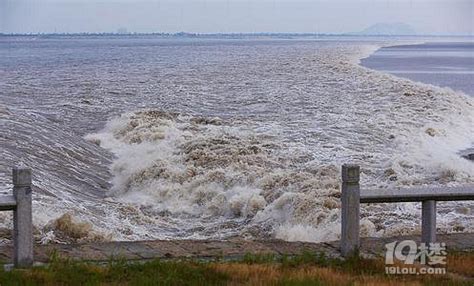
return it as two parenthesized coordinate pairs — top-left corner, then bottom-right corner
(1, 36), (473, 243)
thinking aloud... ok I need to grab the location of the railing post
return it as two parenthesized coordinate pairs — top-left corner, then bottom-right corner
(12, 167), (33, 268)
(341, 164), (360, 257)
(421, 200), (436, 244)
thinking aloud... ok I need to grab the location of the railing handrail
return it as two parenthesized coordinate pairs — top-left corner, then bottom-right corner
(0, 195), (17, 211)
(361, 185), (474, 203)
(3, 165), (473, 265)
(340, 164), (474, 257)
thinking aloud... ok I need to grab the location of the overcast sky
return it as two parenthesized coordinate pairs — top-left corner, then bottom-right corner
(1, 0), (472, 35)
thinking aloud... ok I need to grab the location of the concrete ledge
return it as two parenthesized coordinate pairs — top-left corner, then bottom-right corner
(0, 233), (472, 264)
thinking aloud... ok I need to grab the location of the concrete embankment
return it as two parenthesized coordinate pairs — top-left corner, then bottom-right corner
(0, 233), (473, 263)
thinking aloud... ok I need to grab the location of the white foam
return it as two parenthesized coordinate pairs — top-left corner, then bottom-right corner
(3, 40), (473, 243)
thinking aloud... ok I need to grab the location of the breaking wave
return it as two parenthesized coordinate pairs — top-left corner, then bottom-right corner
(1, 39), (473, 243)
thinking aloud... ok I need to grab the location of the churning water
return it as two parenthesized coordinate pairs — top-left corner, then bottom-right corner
(1, 36), (473, 243)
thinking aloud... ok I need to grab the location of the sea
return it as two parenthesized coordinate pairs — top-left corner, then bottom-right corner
(361, 42), (474, 96)
(0, 36), (473, 243)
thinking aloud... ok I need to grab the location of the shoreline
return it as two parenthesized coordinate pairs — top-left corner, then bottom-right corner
(1, 233), (473, 263)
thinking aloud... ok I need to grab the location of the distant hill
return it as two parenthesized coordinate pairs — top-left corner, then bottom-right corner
(354, 23), (417, 36)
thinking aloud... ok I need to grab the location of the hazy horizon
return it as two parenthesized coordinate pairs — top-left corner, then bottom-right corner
(1, 0), (473, 35)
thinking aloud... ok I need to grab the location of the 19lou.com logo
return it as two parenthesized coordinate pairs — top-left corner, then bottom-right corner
(385, 240), (447, 275)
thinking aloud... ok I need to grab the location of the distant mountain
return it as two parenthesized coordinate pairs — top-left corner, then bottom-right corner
(354, 23), (417, 36)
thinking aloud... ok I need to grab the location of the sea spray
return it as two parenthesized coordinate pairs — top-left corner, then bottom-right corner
(1, 39), (473, 243)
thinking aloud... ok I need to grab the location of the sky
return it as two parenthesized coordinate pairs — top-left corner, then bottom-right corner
(0, 0), (472, 35)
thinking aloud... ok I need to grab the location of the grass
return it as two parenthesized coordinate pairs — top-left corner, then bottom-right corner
(0, 251), (473, 285)
(0, 254), (228, 286)
(447, 251), (474, 277)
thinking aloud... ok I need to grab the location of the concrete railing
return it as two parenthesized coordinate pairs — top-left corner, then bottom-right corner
(3, 165), (473, 265)
(340, 164), (474, 257)
(0, 167), (33, 268)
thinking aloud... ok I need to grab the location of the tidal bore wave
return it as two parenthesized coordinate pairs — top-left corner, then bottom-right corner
(1, 39), (473, 243)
